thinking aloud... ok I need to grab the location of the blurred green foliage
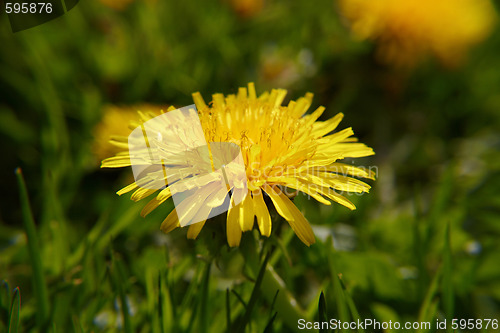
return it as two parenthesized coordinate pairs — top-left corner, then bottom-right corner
(1, 0), (500, 332)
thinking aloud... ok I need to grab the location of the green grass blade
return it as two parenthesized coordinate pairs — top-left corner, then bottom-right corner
(185, 264), (203, 333)
(8, 287), (20, 333)
(261, 289), (280, 333)
(263, 312), (278, 333)
(417, 266), (442, 332)
(118, 270), (132, 333)
(262, 267), (307, 333)
(269, 289), (279, 320)
(231, 290), (247, 309)
(325, 238), (350, 324)
(226, 289), (231, 333)
(325, 237), (365, 333)
(318, 291), (328, 333)
(199, 262), (211, 333)
(119, 288), (132, 333)
(158, 274), (165, 333)
(413, 188), (427, 298)
(158, 271), (175, 333)
(237, 250), (271, 332)
(109, 252), (132, 333)
(15, 168), (50, 327)
(337, 278), (365, 333)
(0, 280), (10, 326)
(0, 280), (10, 306)
(443, 222), (454, 333)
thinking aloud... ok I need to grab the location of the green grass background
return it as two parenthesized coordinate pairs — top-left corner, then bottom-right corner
(1, 0), (500, 332)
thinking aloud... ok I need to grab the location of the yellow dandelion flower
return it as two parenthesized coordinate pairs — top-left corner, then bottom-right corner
(101, 84), (375, 247)
(338, 0), (497, 67)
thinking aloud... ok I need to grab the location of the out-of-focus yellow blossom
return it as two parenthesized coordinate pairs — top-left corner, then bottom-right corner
(93, 105), (161, 163)
(339, 0), (497, 67)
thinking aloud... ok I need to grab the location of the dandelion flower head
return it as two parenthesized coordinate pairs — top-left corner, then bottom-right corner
(101, 84), (375, 246)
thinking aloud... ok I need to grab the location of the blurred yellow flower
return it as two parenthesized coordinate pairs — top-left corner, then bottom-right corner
(339, 0), (497, 67)
(101, 84), (375, 247)
(93, 105), (160, 163)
